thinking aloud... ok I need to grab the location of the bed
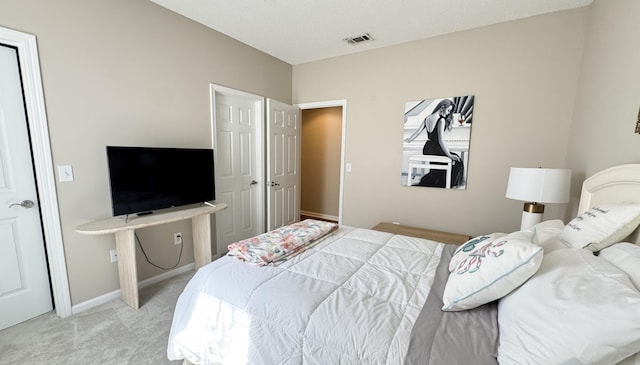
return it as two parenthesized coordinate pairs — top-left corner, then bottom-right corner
(167, 164), (640, 365)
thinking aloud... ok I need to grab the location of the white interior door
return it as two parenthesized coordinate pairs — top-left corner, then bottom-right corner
(267, 99), (301, 230)
(212, 86), (264, 255)
(0, 44), (53, 330)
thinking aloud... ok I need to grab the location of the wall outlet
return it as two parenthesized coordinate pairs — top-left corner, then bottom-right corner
(174, 232), (183, 245)
(109, 249), (118, 263)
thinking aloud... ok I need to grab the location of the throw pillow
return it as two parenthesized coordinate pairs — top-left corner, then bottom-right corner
(442, 235), (543, 311)
(560, 204), (640, 252)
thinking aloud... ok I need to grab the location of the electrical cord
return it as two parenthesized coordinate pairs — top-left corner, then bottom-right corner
(135, 232), (183, 270)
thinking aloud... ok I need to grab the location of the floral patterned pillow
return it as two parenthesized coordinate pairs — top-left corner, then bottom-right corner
(448, 232), (507, 272)
(442, 234), (543, 311)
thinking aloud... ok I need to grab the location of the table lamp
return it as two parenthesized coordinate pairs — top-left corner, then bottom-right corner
(505, 167), (571, 230)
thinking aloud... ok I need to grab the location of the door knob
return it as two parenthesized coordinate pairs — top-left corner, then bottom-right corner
(9, 200), (35, 209)
(249, 180), (258, 186)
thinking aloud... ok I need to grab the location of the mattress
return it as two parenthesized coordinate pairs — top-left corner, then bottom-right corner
(167, 226), (451, 364)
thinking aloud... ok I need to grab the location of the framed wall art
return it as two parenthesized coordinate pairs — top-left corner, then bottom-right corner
(401, 95), (474, 189)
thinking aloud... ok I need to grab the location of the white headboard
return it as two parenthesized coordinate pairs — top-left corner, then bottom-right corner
(578, 164), (640, 213)
(578, 164), (640, 245)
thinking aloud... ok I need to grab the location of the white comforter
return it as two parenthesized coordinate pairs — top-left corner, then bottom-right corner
(167, 226), (445, 365)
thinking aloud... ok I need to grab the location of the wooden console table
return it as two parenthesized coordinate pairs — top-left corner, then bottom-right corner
(76, 203), (227, 309)
(372, 222), (471, 245)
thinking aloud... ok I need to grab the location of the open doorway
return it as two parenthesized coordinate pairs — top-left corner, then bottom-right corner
(297, 100), (346, 225)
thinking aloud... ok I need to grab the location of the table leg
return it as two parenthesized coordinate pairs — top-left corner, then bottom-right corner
(114, 229), (139, 309)
(192, 214), (212, 270)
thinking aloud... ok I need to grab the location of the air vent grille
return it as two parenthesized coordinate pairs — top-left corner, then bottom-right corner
(344, 33), (374, 45)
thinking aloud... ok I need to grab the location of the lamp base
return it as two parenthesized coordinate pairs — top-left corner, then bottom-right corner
(520, 203), (545, 230)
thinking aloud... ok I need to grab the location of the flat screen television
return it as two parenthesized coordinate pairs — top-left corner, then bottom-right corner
(106, 146), (215, 216)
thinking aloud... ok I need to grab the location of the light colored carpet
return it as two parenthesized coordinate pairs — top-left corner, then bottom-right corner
(0, 270), (194, 365)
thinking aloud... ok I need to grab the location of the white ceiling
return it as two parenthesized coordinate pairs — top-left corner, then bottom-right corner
(150, 0), (593, 65)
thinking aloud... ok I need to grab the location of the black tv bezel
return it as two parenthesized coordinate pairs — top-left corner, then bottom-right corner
(106, 145), (215, 216)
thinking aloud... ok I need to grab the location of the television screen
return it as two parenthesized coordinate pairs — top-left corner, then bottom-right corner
(106, 146), (215, 216)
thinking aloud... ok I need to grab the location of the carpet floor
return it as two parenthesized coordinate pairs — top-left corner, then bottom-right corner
(0, 270), (194, 365)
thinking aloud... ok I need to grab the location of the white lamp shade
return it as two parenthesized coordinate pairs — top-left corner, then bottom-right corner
(505, 168), (571, 204)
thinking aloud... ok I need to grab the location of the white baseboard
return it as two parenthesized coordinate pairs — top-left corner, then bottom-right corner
(300, 210), (338, 222)
(71, 263), (195, 315)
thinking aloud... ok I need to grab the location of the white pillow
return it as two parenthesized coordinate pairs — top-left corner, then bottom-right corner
(498, 248), (640, 365)
(442, 234), (543, 311)
(537, 235), (570, 254)
(530, 219), (565, 245)
(560, 204), (640, 252)
(599, 242), (640, 290)
(526, 219), (569, 254)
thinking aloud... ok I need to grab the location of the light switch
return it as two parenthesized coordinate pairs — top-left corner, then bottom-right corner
(58, 165), (74, 182)
(346, 162), (352, 172)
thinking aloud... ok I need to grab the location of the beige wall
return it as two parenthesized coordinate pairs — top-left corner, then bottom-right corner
(565, 0), (640, 216)
(301, 107), (342, 218)
(293, 8), (588, 237)
(0, 0), (291, 305)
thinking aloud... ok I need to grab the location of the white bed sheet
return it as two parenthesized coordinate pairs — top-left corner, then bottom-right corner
(619, 353), (640, 365)
(167, 226), (445, 365)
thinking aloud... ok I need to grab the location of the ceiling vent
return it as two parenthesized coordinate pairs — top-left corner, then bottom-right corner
(344, 33), (374, 45)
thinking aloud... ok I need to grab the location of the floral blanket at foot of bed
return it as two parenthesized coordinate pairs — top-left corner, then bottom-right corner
(226, 219), (339, 266)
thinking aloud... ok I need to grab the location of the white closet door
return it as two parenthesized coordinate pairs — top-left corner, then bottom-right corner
(0, 44), (52, 330)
